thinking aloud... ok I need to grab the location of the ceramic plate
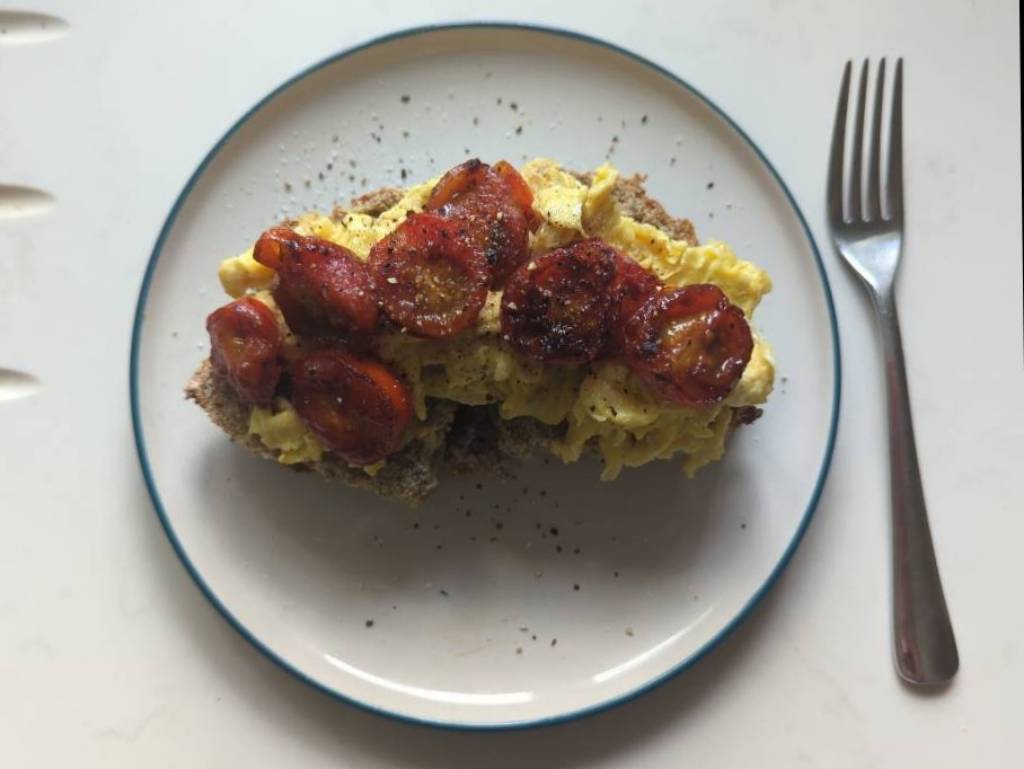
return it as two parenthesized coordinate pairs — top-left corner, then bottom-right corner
(132, 23), (839, 729)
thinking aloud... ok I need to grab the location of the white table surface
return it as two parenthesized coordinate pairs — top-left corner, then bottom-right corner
(2, 1), (1021, 766)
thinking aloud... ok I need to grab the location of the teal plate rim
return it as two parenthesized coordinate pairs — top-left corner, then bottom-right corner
(129, 21), (841, 732)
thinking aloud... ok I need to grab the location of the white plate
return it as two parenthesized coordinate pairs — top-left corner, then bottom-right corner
(132, 23), (838, 729)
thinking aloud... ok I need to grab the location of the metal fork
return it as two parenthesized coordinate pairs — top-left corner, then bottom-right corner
(827, 59), (958, 685)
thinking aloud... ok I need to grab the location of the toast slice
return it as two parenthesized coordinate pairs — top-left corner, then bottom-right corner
(186, 172), (750, 505)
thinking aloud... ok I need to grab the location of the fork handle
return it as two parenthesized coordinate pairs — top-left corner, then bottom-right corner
(873, 294), (959, 684)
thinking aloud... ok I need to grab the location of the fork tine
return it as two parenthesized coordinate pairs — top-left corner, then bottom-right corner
(849, 60), (869, 221)
(887, 59), (904, 222)
(827, 61), (852, 226)
(866, 58), (886, 221)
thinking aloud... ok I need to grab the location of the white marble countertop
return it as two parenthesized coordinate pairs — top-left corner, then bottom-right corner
(2, 1), (1021, 766)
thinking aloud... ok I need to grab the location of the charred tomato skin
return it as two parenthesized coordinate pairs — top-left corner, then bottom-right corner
(425, 158), (536, 287)
(500, 238), (618, 364)
(206, 297), (284, 405)
(289, 349), (412, 466)
(623, 284), (753, 406)
(369, 212), (489, 339)
(253, 227), (379, 339)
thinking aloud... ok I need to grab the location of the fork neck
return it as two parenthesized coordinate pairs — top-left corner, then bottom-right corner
(870, 283), (897, 317)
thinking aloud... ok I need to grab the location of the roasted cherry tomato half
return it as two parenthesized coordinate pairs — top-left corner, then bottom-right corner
(369, 212), (489, 339)
(206, 297), (283, 405)
(623, 284), (753, 406)
(425, 158), (537, 287)
(606, 252), (663, 355)
(290, 349), (412, 466)
(253, 227), (379, 338)
(500, 238), (617, 364)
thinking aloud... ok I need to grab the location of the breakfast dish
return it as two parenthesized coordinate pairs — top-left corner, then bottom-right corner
(187, 158), (774, 503)
(135, 23), (838, 729)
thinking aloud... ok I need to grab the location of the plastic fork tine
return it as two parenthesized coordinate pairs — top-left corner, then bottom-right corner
(849, 60), (868, 221)
(827, 61), (852, 226)
(887, 59), (904, 222)
(866, 58), (886, 221)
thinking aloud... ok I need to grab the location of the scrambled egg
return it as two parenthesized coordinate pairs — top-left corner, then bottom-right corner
(219, 160), (774, 478)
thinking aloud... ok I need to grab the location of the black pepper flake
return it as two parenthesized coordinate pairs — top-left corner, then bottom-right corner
(641, 114), (648, 124)
(317, 171), (324, 181)
(365, 620), (374, 628)
(440, 589), (449, 597)
(669, 157), (677, 166)
(611, 135), (619, 143)
(741, 523), (747, 529)
(613, 571), (620, 578)
(549, 527), (559, 536)
(515, 125), (523, 135)
(332, 135), (339, 143)
(303, 179), (311, 189)
(551, 638), (558, 647)
(555, 545), (563, 553)
(573, 584), (580, 591)
(531, 635), (537, 641)
(400, 94), (410, 103)
(472, 116), (479, 125)
(496, 97), (503, 105)
(706, 181), (715, 189)
(464, 147), (470, 154)
(516, 647), (523, 655)
(400, 168), (408, 180)
(283, 182), (292, 192)
(475, 483), (483, 490)
(495, 521), (504, 530)
(573, 547), (581, 555)
(435, 544), (443, 551)
(510, 101), (518, 111)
